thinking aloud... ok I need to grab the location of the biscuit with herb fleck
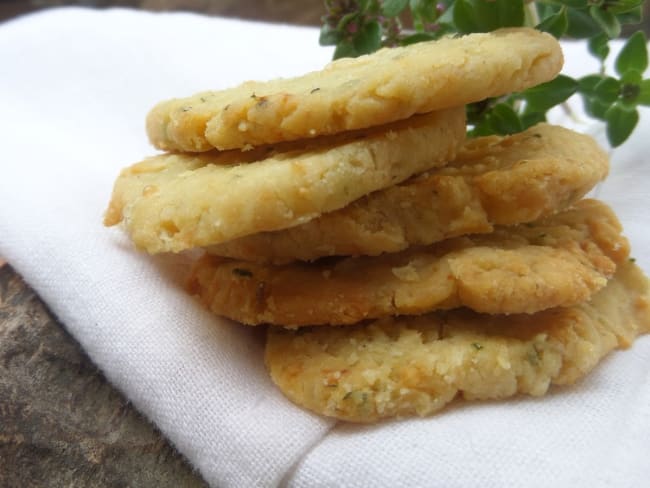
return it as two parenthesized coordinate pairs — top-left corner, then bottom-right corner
(189, 200), (629, 326)
(207, 124), (608, 263)
(147, 28), (562, 151)
(105, 108), (464, 253)
(265, 260), (650, 422)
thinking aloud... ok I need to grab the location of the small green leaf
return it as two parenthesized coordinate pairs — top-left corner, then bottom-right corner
(615, 31), (648, 76)
(436, 3), (454, 24)
(536, 7), (568, 38)
(400, 32), (438, 45)
(606, 0), (644, 15)
(533, 2), (557, 25)
(467, 99), (494, 137)
(451, 0), (477, 33)
(466, 99), (492, 121)
(382, 0), (409, 17)
(621, 69), (643, 85)
(566, 7), (602, 38)
(492, 0), (526, 28)
(605, 103), (639, 146)
(620, 82), (641, 105)
(594, 77), (621, 103)
(488, 103), (524, 135)
(469, 118), (494, 137)
(583, 95), (610, 119)
(357, 0), (371, 12)
(559, 0), (589, 7)
(319, 24), (342, 46)
(453, 0), (524, 33)
(337, 11), (358, 31)
(524, 75), (578, 112)
(409, 0), (439, 24)
(637, 79), (650, 106)
(578, 74), (605, 95)
(616, 5), (643, 24)
(589, 5), (621, 38)
(353, 21), (382, 55)
(588, 33), (609, 62)
(333, 40), (358, 59)
(521, 111), (547, 129)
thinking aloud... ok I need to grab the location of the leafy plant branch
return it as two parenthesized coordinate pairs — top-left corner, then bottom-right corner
(320, 0), (650, 146)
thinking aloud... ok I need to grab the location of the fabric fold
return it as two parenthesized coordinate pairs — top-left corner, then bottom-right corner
(0, 8), (335, 487)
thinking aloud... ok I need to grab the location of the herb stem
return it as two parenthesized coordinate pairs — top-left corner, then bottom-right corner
(524, 0), (540, 27)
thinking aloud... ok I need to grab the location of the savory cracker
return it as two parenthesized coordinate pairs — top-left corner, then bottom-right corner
(189, 200), (629, 326)
(207, 124), (608, 263)
(105, 108), (464, 253)
(147, 28), (562, 151)
(265, 260), (650, 422)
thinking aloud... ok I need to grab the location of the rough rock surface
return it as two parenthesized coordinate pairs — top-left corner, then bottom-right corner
(0, 265), (207, 487)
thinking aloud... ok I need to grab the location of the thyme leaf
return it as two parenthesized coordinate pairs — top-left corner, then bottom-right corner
(320, 0), (649, 146)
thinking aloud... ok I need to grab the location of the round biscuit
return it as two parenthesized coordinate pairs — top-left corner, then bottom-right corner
(265, 261), (650, 422)
(207, 124), (609, 263)
(189, 200), (630, 326)
(147, 28), (562, 151)
(105, 108), (464, 253)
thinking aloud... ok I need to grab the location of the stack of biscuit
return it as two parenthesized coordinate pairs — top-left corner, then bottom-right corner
(105, 28), (650, 423)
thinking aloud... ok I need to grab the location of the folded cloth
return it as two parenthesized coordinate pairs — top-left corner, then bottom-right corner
(0, 7), (648, 488)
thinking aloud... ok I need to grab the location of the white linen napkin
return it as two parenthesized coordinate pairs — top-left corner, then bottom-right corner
(0, 8), (648, 488)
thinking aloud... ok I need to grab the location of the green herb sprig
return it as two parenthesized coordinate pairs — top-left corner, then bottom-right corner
(320, 0), (650, 146)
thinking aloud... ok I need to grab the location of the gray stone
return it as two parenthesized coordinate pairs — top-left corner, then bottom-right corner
(0, 265), (207, 487)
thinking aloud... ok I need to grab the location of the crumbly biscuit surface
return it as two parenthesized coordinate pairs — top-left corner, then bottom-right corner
(265, 261), (650, 422)
(189, 200), (629, 326)
(105, 108), (464, 253)
(147, 28), (562, 151)
(207, 124), (608, 263)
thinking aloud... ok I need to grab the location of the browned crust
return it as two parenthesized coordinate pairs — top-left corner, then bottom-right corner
(147, 28), (562, 151)
(207, 124), (609, 263)
(189, 200), (629, 326)
(265, 261), (650, 422)
(106, 108), (465, 253)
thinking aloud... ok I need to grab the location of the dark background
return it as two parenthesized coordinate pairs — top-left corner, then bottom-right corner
(2, 1), (650, 34)
(0, 0), (325, 25)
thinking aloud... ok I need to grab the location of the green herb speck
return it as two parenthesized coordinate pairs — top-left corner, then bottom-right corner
(526, 347), (542, 366)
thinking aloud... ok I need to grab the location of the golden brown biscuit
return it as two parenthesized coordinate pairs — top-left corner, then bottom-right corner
(105, 108), (464, 253)
(265, 260), (650, 422)
(147, 28), (562, 151)
(189, 200), (629, 326)
(207, 124), (608, 263)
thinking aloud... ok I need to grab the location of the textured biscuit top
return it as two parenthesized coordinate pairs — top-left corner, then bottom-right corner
(189, 200), (630, 326)
(265, 261), (650, 422)
(105, 108), (464, 253)
(207, 124), (609, 263)
(146, 28), (562, 151)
